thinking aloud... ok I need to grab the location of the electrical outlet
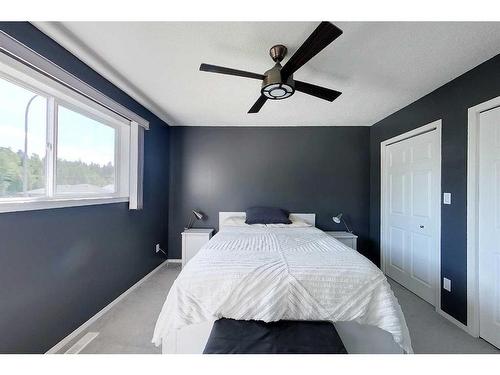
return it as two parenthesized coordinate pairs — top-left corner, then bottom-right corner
(443, 192), (451, 205)
(443, 277), (451, 292)
(155, 244), (167, 257)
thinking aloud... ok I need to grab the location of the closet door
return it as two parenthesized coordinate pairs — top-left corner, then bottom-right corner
(478, 106), (500, 349)
(383, 129), (440, 305)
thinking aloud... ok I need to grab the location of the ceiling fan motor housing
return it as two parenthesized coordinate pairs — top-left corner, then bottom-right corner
(261, 63), (295, 100)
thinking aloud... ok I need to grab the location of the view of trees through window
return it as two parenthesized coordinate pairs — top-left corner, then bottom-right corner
(0, 147), (45, 197)
(0, 148), (115, 197)
(0, 75), (116, 199)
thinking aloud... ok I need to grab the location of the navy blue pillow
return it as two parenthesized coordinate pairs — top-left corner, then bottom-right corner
(245, 207), (292, 225)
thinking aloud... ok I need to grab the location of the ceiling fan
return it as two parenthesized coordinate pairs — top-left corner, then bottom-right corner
(199, 22), (343, 114)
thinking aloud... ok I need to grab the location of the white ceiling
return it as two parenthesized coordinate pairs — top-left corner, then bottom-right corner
(34, 22), (500, 127)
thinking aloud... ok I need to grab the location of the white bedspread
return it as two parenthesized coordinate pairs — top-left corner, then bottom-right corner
(152, 226), (413, 353)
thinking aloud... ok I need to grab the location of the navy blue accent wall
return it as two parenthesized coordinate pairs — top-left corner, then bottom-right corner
(369, 54), (500, 324)
(168, 126), (371, 261)
(0, 22), (170, 353)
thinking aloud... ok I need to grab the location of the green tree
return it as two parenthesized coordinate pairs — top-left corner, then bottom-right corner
(0, 147), (114, 197)
(0, 147), (22, 196)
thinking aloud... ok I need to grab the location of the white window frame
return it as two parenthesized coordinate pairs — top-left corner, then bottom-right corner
(0, 49), (139, 213)
(53, 97), (127, 199)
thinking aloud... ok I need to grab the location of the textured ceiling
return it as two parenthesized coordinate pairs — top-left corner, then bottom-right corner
(34, 22), (500, 126)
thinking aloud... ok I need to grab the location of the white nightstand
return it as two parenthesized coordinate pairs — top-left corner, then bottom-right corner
(326, 231), (358, 250)
(181, 228), (214, 268)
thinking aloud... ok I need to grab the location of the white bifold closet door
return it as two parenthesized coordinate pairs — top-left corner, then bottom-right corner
(383, 129), (440, 306)
(479, 106), (500, 349)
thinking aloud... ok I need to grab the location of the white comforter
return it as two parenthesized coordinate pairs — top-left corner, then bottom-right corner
(152, 226), (413, 353)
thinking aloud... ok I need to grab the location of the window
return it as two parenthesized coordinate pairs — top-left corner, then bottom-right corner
(56, 105), (117, 196)
(0, 77), (47, 198)
(0, 53), (138, 213)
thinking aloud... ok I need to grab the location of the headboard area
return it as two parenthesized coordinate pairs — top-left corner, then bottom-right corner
(219, 212), (316, 228)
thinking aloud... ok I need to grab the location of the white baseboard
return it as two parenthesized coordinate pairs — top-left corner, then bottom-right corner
(167, 258), (182, 264)
(65, 332), (99, 354)
(436, 307), (472, 335)
(45, 260), (168, 354)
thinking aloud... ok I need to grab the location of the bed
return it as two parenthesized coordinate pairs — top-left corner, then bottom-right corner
(152, 212), (412, 354)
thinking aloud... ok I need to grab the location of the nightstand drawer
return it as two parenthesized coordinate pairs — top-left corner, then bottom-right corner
(182, 228), (214, 268)
(325, 231), (358, 251)
(336, 237), (357, 249)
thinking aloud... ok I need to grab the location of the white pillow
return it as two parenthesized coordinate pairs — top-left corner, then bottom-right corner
(222, 216), (266, 227)
(223, 216), (247, 226)
(266, 217), (312, 228)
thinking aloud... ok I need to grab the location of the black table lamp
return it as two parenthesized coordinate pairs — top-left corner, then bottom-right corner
(185, 209), (204, 230)
(332, 213), (352, 233)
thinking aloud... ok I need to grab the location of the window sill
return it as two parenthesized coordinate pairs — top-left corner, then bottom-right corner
(0, 196), (129, 214)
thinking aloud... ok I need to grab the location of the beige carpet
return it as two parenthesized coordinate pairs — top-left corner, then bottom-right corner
(57, 262), (499, 354)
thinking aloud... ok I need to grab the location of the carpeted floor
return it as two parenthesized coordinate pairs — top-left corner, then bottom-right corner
(56, 262), (499, 354)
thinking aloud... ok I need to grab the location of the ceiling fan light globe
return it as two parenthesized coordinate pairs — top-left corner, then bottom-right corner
(261, 82), (295, 100)
(272, 88), (287, 97)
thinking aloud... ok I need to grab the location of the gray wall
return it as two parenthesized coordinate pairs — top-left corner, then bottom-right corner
(369, 54), (500, 325)
(168, 126), (372, 261)
(0, 23), (170, 353)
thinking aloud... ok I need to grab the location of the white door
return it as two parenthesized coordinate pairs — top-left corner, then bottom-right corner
(383, 129), (440, 305)
(479, 106), (500, 348)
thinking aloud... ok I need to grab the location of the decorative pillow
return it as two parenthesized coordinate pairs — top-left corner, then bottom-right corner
(245, 207), (292, 225)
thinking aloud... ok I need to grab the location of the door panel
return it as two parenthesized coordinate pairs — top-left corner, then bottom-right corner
(411, 141), (432, 162)
(478, 106), (500, 348)
(389, 226), (405, 271)
(390, 173), (405, 214)
(412, 171), (431, 218)
(410, 232), (432, 286)
(383, 129), (439, 306)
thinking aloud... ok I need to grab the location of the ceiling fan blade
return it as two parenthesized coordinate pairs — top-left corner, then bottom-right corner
(248, 95), (268, 113)
(200, 63), (265, 80)
(280, 22), (343, 80)
(294, 80), (342, 102)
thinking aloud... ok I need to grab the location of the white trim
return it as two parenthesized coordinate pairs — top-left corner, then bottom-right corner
(64, 332), (99, 354)
(167, 259), (182, 264)
(466, 95), (500, 338)
(0, 196), (129, 214)
(45, 260), (168, 354)
(128, 122), (143, 210)
(46, 96), (56, 197)
(380, 120), (443, 312)
(437, 307), (471, 334)
(0, 29), (149, 129)
(32, 22), (171, 127)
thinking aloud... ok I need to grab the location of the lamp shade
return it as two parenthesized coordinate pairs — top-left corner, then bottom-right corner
(192, 210), (204, 220)
(332, 213), (343, 224)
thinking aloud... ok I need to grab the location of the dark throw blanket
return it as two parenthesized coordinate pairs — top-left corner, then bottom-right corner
(203, 318), (347, 354)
